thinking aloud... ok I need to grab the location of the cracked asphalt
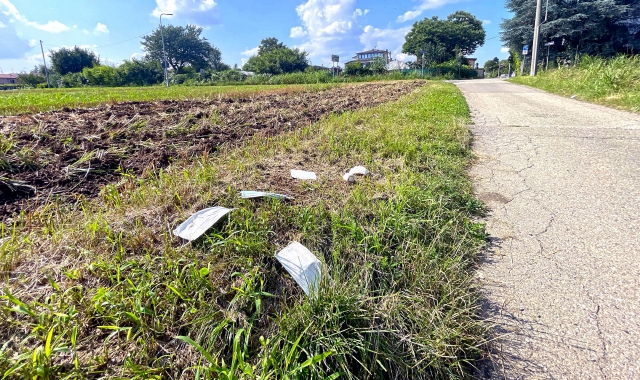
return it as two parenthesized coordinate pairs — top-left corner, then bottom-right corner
(454, 79), (640, 379)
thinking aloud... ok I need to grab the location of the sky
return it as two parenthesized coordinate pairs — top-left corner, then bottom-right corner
(0, 0), (513, 73)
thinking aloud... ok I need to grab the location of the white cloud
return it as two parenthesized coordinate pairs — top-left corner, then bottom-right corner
(291, 0), (364, 61)
(73, 24), (77, 28)
(130, 52), (146, 61)
(290, 26), (307, 38)
(483, 20), (491, 25)
(94, 22), (109, 34)
(0, 0), (70, 32)
(395, 53), (415, 62)
(396, 0), (465, 23)
(0, 21), (6, 28)
(360, 25), (412, 60)
(83, 29), (90, 35)
(500, 47), (510, 53)
(241, 46), (259, 57)
(352, 8), (369, 18)
(28, 38), (37, 47)
(151, 0), (218, 25)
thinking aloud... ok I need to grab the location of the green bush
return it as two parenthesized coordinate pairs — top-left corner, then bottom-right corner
(58, 72), (87, 88)
(118, 59), (164, 86)
(83, 65), (121, 86)
(210, 70), (248, 83)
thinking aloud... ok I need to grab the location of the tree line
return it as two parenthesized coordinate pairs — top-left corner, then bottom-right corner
(17, 11), (489, 88)
(501, 0), (639, 71)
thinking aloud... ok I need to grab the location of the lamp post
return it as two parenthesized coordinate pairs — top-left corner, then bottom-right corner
(160, 13), (173, 87)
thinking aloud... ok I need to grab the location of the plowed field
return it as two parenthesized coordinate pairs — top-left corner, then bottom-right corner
(0, 81), (424, 219)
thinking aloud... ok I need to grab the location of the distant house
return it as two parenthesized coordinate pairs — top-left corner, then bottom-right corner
(0, 74), (18, 85)
(466, 58), (478, 68)
(346, 49), (392, 67)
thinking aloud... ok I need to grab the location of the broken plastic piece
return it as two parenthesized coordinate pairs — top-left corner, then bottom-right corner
(275, 242), (323, 297)
(342, 165), (369, 182)
(342, 173), (355, 183)
(240, 191), (291, 200)
(291, 169), (317, 180)
(348, 165), (369, 176)
(173, 206), (233, 241)
(570, 94), (577, 99)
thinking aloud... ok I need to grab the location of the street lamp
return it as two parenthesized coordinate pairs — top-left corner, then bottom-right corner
(160, 13), (173, 87)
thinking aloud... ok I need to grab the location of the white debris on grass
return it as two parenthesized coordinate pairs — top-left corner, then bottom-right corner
(173, 206), (234, 241)
(291, 169), (317, 180)
(342, 165), (369, 182)
(240, 191), (291, 200)
(275, 242), (324, 297)
(342, 173), (355, 183)
(348, 165), (369, 176)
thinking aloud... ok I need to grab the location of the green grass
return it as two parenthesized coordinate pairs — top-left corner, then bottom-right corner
(0, 83), (339, 116)
(510, 55), (640, 113)
(0, 82), (487, 379)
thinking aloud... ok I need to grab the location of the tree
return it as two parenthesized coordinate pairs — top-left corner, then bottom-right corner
(82, 65), (121, 86)
(242, 38), (308, 74)
(118, 59), (164, 86)
(484, 57), (500, 76)
(16, 72), (46, 87)
(49, 46), (100, 75)
(403, 11), (486, 62)
(258, 37), (286, 55)
(369, 56), (388, 74)
(206, 48), (230, 72)
(344, 61), (368, 76)
(142, 25), (223, 73)
(501, 0), (640, 62)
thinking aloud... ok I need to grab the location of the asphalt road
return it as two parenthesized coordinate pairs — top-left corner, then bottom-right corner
(455, 79), (640, 379)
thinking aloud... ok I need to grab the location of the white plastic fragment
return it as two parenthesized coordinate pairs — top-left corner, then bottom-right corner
(291, 169), (317, 180)
(570, 94), (577, 99)
(342, 173), (355, 183)
(342, 165), (369, 182)
(240, 191), (291, 200)
(173, 206), (233, 241)
(348, 165), (370, 176)
(275, 242), (323, 297)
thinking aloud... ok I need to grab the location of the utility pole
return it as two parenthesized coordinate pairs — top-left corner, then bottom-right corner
(39, 40), (50, 88)
(160, 13), (173, 87)
(530, 0), (543, 76)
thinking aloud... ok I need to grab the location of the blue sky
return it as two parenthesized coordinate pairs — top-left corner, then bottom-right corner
(0, 0), (512, 73)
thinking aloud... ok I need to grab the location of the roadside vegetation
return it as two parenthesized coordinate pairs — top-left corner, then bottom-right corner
(0, 82), (487, 378)
(511, 55), (640, 113)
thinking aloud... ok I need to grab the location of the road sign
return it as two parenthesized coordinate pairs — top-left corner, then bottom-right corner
(331, 54), (339, 63)
(522, 44), (529, 55)
(544, 41), (555, 46)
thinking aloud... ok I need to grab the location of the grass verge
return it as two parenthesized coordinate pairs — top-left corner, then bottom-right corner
(0, 82), (486, 379)
(510, 55), (640, 113)
(0, 83), (339, 116)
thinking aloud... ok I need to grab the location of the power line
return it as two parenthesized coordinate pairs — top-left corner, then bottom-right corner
(91, 32), (152, 49)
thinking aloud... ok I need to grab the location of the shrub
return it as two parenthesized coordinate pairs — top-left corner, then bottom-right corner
(83, 65), (121, 86)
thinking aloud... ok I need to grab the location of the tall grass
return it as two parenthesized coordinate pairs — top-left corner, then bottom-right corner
(0, 82), (487, 379)
(511, 55), (640, 112)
